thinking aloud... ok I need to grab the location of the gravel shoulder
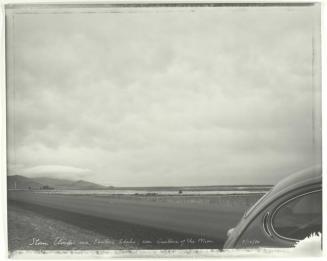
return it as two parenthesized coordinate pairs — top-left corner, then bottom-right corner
(8, 203), (129, 251)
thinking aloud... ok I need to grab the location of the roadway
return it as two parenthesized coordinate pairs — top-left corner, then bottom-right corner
(8, 191), (248, 248)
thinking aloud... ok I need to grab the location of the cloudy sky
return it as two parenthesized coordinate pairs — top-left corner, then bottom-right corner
(6, 5), (321, 186)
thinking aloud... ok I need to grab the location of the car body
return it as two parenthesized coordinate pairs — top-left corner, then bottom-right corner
(224, 165), (322, 249)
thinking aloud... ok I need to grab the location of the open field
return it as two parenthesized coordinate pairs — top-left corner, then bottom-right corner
(8, 191), (264, 251)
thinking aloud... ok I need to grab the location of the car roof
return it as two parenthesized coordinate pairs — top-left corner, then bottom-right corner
(244, 165), (322, 220)
(270, 165), (322, 195)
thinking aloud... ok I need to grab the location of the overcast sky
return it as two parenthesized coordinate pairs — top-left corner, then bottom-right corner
(6, 5), (321, 186)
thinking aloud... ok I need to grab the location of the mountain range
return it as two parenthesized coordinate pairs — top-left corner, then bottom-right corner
(7, 175), (105, 190)
(7, 175), (273, 191)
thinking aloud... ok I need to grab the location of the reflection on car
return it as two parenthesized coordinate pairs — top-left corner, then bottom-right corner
(224, 165), (322, 249)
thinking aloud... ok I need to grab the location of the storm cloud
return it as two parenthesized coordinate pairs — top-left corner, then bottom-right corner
(6, 5), (321, 186)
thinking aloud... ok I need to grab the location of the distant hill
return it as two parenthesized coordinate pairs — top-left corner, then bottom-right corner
(8, 175), (105, 190)
(7, 175), (43, 190)
(7, 175), (271, 191)
(32, 177), (105, 190)
(69, 180), (106, 189)
(31, 177), (76, 187)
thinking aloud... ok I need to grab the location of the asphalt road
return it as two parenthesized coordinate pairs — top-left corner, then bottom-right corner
(8, 191), (246, 249)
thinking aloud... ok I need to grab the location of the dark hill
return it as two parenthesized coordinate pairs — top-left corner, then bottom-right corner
(8, 175), (105, 190)
(7, 175), (43, 190)
(31, 177), (105, 190)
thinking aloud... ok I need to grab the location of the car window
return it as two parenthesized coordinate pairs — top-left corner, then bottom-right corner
(272, 190), (322, 241)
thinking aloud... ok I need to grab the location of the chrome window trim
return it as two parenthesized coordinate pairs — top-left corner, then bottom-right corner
(270, 189), (322, 242)
(262, 212), (272, 238)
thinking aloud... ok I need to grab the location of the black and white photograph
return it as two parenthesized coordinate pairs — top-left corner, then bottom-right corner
(3, 1), (323, 258)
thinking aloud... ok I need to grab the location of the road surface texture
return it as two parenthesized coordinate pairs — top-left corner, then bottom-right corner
(8, 191), (261, 250)
(8, 203), (131, 251)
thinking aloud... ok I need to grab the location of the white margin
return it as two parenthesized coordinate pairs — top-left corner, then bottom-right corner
(0, 1), (326, 261)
